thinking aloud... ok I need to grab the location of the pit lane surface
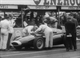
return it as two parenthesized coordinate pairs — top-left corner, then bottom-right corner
(0, 42), (80, 58)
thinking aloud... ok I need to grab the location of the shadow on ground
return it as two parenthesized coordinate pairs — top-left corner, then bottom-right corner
(10, 45), (65, 52)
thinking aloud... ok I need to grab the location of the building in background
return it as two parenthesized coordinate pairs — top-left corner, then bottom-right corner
(0, 0), (80, 40)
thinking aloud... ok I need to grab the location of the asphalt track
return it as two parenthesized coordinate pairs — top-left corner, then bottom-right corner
(0, 42), (80, 58)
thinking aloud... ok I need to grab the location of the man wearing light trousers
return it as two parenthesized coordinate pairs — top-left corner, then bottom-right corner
(0, 15), (11, 51)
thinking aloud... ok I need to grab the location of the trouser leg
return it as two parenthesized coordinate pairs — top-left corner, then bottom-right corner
(45, 32), (50, 48)
(7, 33), (12, 50)
(65, 37), (70, 50)
(67, 37), (72, 50)
(2, 34), (8, 49)
(49, 32), (53, 48)
(63, 35), (66, 47)
(73, 39), (77, 50)
(72, 33), (77, 50)
(0, 34), (3, 49)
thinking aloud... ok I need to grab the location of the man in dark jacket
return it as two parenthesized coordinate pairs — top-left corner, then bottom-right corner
(64, 16), (77, 51)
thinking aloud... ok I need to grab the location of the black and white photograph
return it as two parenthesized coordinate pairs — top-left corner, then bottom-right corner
(0, 0), (80, 58)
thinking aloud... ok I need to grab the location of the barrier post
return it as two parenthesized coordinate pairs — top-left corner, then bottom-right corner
(57, 6), (61, 25)
(21, 8), (24, 28)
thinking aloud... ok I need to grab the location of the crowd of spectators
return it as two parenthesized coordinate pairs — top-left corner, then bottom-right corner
(59, 12), (80, 26)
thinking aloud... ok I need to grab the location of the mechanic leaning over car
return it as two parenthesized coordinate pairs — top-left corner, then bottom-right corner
(15, 22), (38, 44)
(34, 16), (63, 48)
(22, 22), (38, 36)
(49, 17), (65, 48)
(0, 14), (11, 51)
(34, 16), (53, 48)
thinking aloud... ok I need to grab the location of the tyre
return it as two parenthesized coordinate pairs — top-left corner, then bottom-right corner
(33, 38), (44, 50)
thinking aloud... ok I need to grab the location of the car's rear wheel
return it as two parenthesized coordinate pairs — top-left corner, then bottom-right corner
(33, 38), (44, 50)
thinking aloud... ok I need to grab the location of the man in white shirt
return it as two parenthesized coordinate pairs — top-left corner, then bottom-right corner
(35, 24), (53, 48)
(35, 17), (63, 48)
(49, 17), (64, 47)
(34, 17), (54, 48)
(0, 14), (11, 51)
(12, 23), (38, 45)
(7, 14), (16, 50)
(22, 24), (38, 36)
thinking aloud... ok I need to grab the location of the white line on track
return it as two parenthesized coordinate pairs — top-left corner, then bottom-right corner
(1, 49), (65, 57)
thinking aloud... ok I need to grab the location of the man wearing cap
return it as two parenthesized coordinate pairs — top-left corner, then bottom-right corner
(0, 14), (11, 51)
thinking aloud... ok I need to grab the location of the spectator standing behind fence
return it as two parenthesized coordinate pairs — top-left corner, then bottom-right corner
(0, 14), (11, 51)
(7, 14), (16, 50)
(64, 15), (77, 51)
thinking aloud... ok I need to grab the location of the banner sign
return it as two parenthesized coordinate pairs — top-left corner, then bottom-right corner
(33, 0), (80, 6)
(61, 6), (80, 10)
(1, 0), (80, 6)
(0, 5), (18, 9)
(28, 5), (57, 9)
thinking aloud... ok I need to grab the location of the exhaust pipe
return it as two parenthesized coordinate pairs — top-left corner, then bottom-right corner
(11, 41), (22, 46)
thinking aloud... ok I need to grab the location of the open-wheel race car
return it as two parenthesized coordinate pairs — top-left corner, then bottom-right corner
(11, 32), (66, 50)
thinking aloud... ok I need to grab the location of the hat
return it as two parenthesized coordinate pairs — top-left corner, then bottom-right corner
(43, 17), (50, 24)
(44, 17), (58, 24)
(49, 17), (58, 24)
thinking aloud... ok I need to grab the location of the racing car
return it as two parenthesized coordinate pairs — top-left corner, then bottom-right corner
(11, 32), (66, 50)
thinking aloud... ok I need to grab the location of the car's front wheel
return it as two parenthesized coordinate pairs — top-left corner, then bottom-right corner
(33, 38), (44, 50)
